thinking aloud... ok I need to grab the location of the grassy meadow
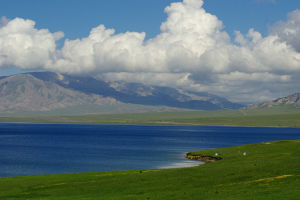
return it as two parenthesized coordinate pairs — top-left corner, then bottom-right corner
(0, 139), (299, 199)
(1, 106), (300, 127)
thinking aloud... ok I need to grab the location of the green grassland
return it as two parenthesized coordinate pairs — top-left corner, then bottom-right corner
(1, 105), (300, 127)
(1, 139), (300, 199)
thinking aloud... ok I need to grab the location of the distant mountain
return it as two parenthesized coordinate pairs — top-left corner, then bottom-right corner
(30, 72), (242, 110)
(0, 72), (242, 115)
(0, 73), (117, 113)
(248, 93), (300, 109)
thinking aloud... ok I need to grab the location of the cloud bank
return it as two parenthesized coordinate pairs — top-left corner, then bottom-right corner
(0, 0), (300, 103)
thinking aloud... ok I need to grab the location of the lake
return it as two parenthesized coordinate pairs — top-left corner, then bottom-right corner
(0, 123), (300, 177)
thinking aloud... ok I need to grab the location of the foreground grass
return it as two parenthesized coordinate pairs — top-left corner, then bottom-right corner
(1, 139), (300, 199)
(1, 106), (300, 127)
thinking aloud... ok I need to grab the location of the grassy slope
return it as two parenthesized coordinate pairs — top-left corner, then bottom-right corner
(1, 106), (300, 127)
(1, 139), (300, 199)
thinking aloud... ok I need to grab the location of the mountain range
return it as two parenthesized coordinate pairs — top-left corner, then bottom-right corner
(248, 93), (300, 109)
(0, 72), (242, 115)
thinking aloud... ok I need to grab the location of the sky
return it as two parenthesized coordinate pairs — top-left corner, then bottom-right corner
(0, 0), (299, 103)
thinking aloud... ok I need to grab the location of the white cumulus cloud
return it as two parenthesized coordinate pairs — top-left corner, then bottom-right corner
(270, 10), (300, 52)
(0, 17), (64, 69)
(0, 0), (300, 103)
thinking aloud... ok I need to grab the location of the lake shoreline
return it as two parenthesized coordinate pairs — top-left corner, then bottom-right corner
(1, 123), (299, 177)
(1, 139), (299, 199)
(0, 120), (298, 128)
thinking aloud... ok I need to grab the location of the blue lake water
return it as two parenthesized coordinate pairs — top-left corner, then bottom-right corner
(0, 123), (300, 177)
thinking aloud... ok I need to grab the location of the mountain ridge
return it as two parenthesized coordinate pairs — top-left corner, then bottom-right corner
(248, 93), (300, 109)
(30, 71), (242, 110)
(0, 71), (242, 115)
(0, 73), (118, 113)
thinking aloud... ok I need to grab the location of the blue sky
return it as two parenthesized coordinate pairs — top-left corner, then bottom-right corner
(0, 0), (300, 102)
(0, 0), (298, 40)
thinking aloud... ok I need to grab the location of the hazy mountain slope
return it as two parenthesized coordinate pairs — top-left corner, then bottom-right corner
(248, 93), (300, 109)
(0, 71), (242, 115)
(31, 72), (242, 110)
(0, 74), (117, 113)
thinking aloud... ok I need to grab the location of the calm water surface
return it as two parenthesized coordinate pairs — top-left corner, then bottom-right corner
(0, 123), (300, 177)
